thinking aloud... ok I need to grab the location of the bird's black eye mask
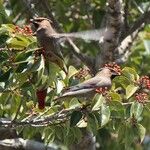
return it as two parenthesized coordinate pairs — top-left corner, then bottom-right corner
(30, 19), (40, 28)
(32, 22), (39, 28)
(111, 74), (118, 80)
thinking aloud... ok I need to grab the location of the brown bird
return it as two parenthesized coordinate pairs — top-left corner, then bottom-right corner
(55, 67), (119, 100)
(30, 17), (67, 73)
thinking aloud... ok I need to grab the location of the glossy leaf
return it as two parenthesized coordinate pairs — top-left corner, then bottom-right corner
(109, 92), (122, 101)
(109, 101), (125, 118)
(101, 104), (110, 127)
(126, 84), (139, 99)
(92, 94), (104, 111)
(130, 102), (143, 119)
(87, 113), (98, 135)
(137, 124), (146, 143)
(70, 111), (82, 127)
(122, 67), (139, 81)
(68, 66), (78, 78)
(113, 76), (131, 89)
(0, 68), (13, 82)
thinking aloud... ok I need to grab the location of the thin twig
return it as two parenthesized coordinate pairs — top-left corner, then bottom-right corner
(132, 0), (144, 14)
(125, 9), (150, 39)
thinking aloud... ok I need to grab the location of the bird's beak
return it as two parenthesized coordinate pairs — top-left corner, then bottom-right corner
(112, 71), (120, 76)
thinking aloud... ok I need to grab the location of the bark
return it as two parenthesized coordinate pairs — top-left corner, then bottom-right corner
(95, 0), (124, 71)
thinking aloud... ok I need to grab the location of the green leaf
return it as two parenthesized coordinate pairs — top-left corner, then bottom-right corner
(15, 51), (32, 63)
(137, 124), (146, 143)
(113, 76), (131, 89)
(23, 127), (37, 139)
(63, 127), (75, 145)
(118, 123), (126, 143)
(87, 113), (98, 135)
(130, 102), (143, 119)
(0, 34), (9, 45)
(0, 68), (13, 82)
(42, 127), (55, 144)
(69, 98), (81, 109)
(72, 127), (82, 142)
(109, 101), (125, 118)
(92, 94), (104, 111)
(6, 37), (27, 48)
(28, 55), (45, 73)
(101, 104), (110, 127)
(119, 123), (138, 148)
(122, 67), (139, 81)
(55, 126), (64, 141)
(0, 24), (15, 33)
(0, 2), (8, 24)
(126, 84), (138, 99)
(77, 119), (87, 128)
(68, 66), (78, 78)
(109, 92), (122, 101)
(15, 62), (28, 73)
(47, 62), (61, 78)
(70, 111), (82, 127)
(56, 80), (64, 94)
(46, 130), (55, 143)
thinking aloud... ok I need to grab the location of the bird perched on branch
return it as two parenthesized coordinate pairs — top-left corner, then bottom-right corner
(55, 67), (119, 101)
(30, 17), (67, 73)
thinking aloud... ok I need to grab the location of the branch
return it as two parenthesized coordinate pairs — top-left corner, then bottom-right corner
(67, 38), (95, 72)
(0, 138), (57, 150)
(132, 0), (144, 14)
(114, 4), (150, 63)
(115, 22), (145, 63)
(124, 9), (150, 39)
(0, 105), (84, 127)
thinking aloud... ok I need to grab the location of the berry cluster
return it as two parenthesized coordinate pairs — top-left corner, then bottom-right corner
(13, 25), (33, 35)
(138, 76), (150, 90)
(104, 62), (121, 75)
(74, 68), (90, 79)
(95, 87), (108, 95)
(135, 92), (148, 104)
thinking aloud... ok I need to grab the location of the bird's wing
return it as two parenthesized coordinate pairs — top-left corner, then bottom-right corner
(67, 77), (102, 91)
(52, 39), (64, 60)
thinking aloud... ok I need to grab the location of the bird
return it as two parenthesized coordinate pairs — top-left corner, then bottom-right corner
(30, 17), (67, 73)
(55, 67), (119, 101)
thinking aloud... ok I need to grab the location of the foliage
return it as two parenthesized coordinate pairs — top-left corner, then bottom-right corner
(0, 0), (150, 150)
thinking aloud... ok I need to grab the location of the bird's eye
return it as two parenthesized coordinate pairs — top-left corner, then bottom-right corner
(33, 22), (39, 28)
(36, 20), (43, 22)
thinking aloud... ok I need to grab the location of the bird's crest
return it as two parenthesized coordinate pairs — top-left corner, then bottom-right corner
(30, 17), (53, 24)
